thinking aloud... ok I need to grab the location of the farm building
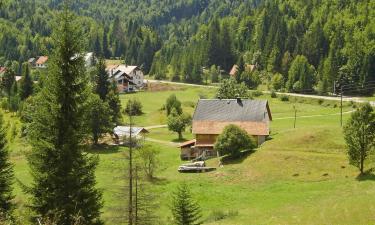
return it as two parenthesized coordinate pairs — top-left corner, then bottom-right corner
(113, 126), (149, 144)
(180, 98), (272, 160)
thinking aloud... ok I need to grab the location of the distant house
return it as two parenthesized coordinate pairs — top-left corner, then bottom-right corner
(229, 64), (256, 77)
(28, 58), (37, 68)
(35, 56), (48, 68)
(107, 65), (144, 92)
(84, 52), (96, 68)
(180, 98), (272, 160)
(0, 67), (6, 76)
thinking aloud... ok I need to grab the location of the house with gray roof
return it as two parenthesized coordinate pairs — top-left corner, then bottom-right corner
(180, 98), (272, 160)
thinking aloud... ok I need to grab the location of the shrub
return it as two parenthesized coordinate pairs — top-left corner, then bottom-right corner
(166, 94), (182, 115)
(318, 99), (324, 105)
(183, 101), (195, 108)
(124, 98), (143, 116)
(214, 124), (256, 158)
(280, 95), (289, 101)
(0, 98), (8, 110)
(270, 90), (277, 98)
(252, 90), (263, 97)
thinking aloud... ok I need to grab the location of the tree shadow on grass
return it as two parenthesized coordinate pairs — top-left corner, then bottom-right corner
(356, 169), (375, 182)
(221, 150), (256, 165)
(86, 144), (121, 154)
(172, 138), (188, 143)
(148, 177), (170, 186)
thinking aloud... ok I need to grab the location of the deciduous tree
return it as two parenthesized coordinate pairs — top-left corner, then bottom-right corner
(214, 124), (256, 158)
(343, 104), (375, 175)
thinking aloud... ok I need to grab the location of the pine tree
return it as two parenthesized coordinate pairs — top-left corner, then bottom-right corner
(102, 26), (111, 59)
(19, 62), (33, 100)
(171, 183), (202, 225)
(107, 81), (122, 125)
(0, 113), (14, 221)
(1, 69), (15, 97)
(87, 94), (113, 145)
(94, 34), (102, 57)
(95, 58), (110, 101)
(26, 5), (102, 224)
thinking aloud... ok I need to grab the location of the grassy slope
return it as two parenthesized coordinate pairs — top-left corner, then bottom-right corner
(5, 86), (375, 224)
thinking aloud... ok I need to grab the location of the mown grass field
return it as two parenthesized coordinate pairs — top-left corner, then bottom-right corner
(4, 84), (375, 224)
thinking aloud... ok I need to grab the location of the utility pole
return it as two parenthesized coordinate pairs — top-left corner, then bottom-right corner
(293, 105), (297, 128)
(135, 165), (139, 224)
(340, 86), (343, 127)
(128, 114), (133, 225)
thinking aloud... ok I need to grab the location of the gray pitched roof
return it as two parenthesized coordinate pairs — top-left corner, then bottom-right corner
(193, 99), (272, 122)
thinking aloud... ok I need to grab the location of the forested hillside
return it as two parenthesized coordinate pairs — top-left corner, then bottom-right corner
(0, 0), (374, 95)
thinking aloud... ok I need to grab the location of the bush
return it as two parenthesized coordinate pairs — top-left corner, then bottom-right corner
(280, 95), (289, 101)
(252, 90), (263, 97)
(318, 99), (324, 105)
(208, 209), (239, 222)
(166, 94), (182, 115)
(124, 98), (143, 116)
(270, 90), (277, 98)
(183, 101), (195, 108)
(214, 124), (256, 158)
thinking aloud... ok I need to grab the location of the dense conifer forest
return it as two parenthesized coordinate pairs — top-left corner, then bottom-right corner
(0, 0), (374, 95)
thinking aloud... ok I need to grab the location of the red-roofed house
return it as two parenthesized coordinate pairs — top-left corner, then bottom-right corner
(229, 64), (256, 77)
(36, 56), (48, 68)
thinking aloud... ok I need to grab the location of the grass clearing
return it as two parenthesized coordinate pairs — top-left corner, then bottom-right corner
(4, 85), (375, 224)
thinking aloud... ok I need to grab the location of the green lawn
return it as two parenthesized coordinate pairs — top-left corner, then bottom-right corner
(4, 85), (375, 224)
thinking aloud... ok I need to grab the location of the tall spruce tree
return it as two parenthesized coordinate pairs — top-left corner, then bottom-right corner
(27, 4), (103, 224)
(0, 113), (14, 220)
(95, 58), (110, 101)
(19, 62), (33, 100)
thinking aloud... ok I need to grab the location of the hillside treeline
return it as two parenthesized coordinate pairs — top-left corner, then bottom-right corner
(0, 0), (374, 94)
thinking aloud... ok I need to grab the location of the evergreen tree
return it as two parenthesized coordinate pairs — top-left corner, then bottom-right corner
(87, 94), (113, 145)
(107, 81), (122, 125)
(94, 34), (102, 57)
(94, 58), (110, 101)
(19, 62), (33, 100)
(102, 26), (111, 59)
(27, 5), (102, 224)
(0, 113), (14, 220)
(171, 183), (202, 225)
(1, 69), (15, 97)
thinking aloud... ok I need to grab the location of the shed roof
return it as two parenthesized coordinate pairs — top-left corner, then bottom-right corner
(180, 139), (196, 148)
(113, 126), (149, 137)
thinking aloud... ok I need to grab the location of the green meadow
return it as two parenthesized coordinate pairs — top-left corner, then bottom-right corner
(5, 85), (375, 224)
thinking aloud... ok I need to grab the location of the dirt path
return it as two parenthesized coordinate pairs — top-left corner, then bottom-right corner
(273, 110), (354, 120)
(145, 137), (180, 147)
(145, 125), (167, 130)
(146, 79), (375, 106)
